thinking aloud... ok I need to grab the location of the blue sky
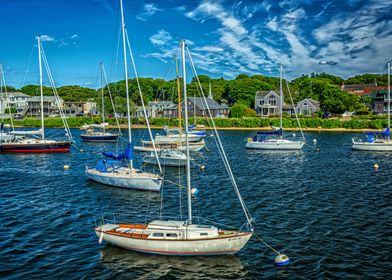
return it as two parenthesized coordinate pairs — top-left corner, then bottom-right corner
(0, 0), (391, 89)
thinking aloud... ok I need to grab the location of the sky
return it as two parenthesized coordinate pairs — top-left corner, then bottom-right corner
(0, 0), (391, 89)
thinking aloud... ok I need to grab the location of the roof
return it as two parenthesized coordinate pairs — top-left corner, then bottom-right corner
(296, 98), (320, 109)
(342, 84), (376, 92)
(0, 92), (30, 99)
(28, 96), (63, 102)
(255, 90), (278, 98)
(183, 97), (229, 110)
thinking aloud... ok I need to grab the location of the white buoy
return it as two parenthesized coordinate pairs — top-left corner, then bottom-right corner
(210, 134), (214, 137)
(374, 163), (379, 171)
(191, 188), (199, 196)
(292, 133), (296, 137)
(200, 165), (205, 170)
(313, 139), (317, 144)
(274, 254), (290, 266)
(63, 165), (70, 170)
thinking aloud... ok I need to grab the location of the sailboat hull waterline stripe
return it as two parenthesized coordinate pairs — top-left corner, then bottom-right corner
(0, 141), (71, 153)
(81, 134), (118, 142)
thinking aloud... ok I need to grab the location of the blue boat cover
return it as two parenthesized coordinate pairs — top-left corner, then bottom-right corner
(256, 129), (282, 136)
(95, 160), (107, 172)
(102, 143), (133, 160)
(364, 128), (390, 136)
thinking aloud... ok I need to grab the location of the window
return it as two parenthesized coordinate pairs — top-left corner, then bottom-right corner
(166, 233), (178, 238)
(200, 233), (208, 236)
(153, 233), (164, 237)
(303, 102), (308, 106)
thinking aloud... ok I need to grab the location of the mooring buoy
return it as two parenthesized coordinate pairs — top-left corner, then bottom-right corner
(274, 254), (290, 267)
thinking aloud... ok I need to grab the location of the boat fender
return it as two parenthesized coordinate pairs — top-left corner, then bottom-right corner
(274, 254), (290, 266)
(247, 138), (252, 143)
(191, 188), (198, 196)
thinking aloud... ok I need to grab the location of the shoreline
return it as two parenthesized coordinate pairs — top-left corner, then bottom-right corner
(11, 124), (377, 132)
(124, 125), (374, 132)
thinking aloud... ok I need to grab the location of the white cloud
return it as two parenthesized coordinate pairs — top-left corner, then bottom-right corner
(39, 35), (55, 42)
(136, 3), (163, 21)
(194, 46), (224, 52)
(70, 34), (79, 39)
(149, 30), (172, 46)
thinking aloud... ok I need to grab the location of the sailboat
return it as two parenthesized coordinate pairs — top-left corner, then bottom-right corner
(95, 39), (253, 256)
(85, 0), (162, 191)
(352, 61), (392, 151)
(81, 63), (119, 142)
(245, 65), (305, 150)
(0, 36), (72, 153)
(142, 57), (190, 167)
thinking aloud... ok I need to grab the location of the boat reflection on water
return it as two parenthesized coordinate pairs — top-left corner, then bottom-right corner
(99, 246), (249, 279)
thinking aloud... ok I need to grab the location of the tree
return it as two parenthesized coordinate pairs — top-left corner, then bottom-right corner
(229, 103), (257, 118)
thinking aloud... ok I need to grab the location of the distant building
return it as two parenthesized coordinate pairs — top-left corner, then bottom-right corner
(0, 92), (31, 114)
(295, 98), (320, 115)
(133, 101), (177, 118)
(63, 101), (97, 116)
(371, 89), (390, 114)
(254, 90), (282, 116)
(341, 83), (382, 96)
(26, 96), (64, 117)
(254, 91), (320, 116)
(181, 97), (229, 118)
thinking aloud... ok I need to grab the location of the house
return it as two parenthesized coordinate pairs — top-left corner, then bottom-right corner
(0, 92), (31, 114)
(255, 90), (282, 116)
(371, 89), (389, 114)
(26, 96), (64, 117)
(132, 101), (177, 118)
(63, 101), (97, 116)
(295, 98), (320, 115)
(254, 90), (320, 116)
(181, 97), (229, 118)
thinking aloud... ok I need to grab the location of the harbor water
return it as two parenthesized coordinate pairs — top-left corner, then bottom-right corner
(0, 129), (391, 279)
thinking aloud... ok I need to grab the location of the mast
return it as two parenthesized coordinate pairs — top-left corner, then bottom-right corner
(100, 62), (105, 132)
(279, 64), (283, 135)
(37, 36), (45, 140)
(387, 61), (391, 140)
(175, 57), (183, 144)
(120, 0), (133, 169)
(181, 40), (192, 224)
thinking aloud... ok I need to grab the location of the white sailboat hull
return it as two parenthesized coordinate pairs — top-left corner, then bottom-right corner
(85, 168), (162, 191)
(155, 134), (202, 143)
(352, 139), (392, 151)
(143, 155), (187, 167)
(95, 225), (252, 256)
(135, 141), (205, 152)
(246, 139), (305, 150)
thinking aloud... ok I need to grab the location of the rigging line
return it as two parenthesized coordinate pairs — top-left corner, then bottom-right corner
(283, 68), (305, 141)
(185, 45), (253, 227)
(124, 29), (162, 174)
(102, 63), (122, 136)
(40, 45), (73, 142)
(20, 39), (35, 88)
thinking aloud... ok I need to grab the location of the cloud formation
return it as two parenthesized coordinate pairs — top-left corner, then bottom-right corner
(39, 35), (55, 42)
(136, 3), (163, 21)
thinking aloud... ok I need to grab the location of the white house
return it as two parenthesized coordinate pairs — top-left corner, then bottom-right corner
(295, 98), (320, 115)
(254, 90), (282, 116)
(0, 92), (31, 114)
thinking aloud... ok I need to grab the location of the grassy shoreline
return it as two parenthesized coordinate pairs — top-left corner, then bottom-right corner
(4, 116), (388, 132)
